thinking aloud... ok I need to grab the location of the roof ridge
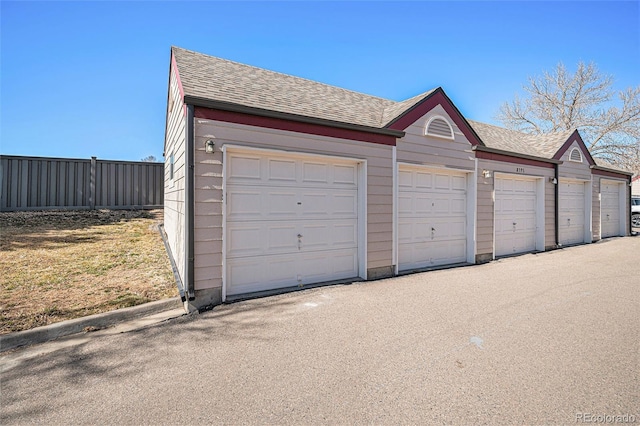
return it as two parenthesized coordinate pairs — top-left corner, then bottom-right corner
(380, 88), (438, 127)
(172, 46), (397, 106)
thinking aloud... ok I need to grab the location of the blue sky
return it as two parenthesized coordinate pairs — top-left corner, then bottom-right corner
(1, 1), (638, 162)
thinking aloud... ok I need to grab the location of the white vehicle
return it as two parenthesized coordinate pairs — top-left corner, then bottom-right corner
(632, 197), (640, 228)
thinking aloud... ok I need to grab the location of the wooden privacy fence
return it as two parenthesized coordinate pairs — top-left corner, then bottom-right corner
(0, 155), (164, 211)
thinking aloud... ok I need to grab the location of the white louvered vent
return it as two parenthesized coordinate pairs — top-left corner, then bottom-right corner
(425, 116), (454, 140)
(569, 148), (583, 162)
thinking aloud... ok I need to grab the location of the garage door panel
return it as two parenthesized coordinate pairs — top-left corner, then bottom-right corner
(435, 218), (466, 238)
(398, 221), (417, 242)
(398, 170), (414, 188)
(399, 239), (466, 269)
(398, 217), (466, 243)
(517, 197), (536, 212)
(300, 221), (357, 251)
(302, 248), (358, 282)
(332, 164), (358, 185)
(226, 151), (360, 296)
(495, 233), (536, 257)
(227, 155), (262, 181)
(267, 191), (298, 216)
(227, 225), (265, 258)
(559, 180), (586, 245)
(227, 222), (297, 258)
(227, 219), (357, 258)
(397, 193), (433, 216)
(325, 192), (358, 216)
(399, 193), (465, 217)
(301, 162), (328, 183)
(601, 181), (621, 238)
(433, 197), (451, 214)
(415, 172), (433, 188)
(226, 190), (264, 219)
(398, 166), (468, 271)
(227, 256), (299, 295)
(268, 159), (297, 182)
(495, 176), (538, 256)
(451, 198), (466, 214)
(228, 186), (357, 221)
(228, 154), (358, 187)
(227, 247), (358, 295)
(451, 175), (466, 190)
(397, 195), (413, 214)
(435, 174), (451, 189)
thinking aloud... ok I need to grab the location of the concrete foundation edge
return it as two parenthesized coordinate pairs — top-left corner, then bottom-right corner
(186, 287), (222, 312)
(367, 266), (394, 280)
(475, 253), (493, 264)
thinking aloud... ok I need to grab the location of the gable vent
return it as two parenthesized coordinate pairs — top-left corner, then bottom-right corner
(425, 116), (454, 140)
(569, 147), (582, 162)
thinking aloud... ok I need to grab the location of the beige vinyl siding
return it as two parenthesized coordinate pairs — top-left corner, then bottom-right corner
(592, 178), (601, 241)
(476, 171), (494, 256)
(193, 118), (393, 291)
(476, 160), (555, 257)
(544, 178), (555, 248)
(558, 142), (591, 181)
(396, 105), (475, 169)
(163, 66), (187, 283)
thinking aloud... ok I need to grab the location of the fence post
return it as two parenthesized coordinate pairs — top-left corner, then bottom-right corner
(89, 156), (96, 210)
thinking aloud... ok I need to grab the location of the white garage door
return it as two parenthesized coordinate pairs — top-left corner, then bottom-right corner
(225, 151), (359, 296)
(559, 179), (586, 245)
(495, 176), (538, 256)
(601, 180), (622, 238)
(398, 166), (467, 271)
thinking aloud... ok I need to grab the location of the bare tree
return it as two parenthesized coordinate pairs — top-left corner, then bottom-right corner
(497, 62), (640, 173)
(141, 155), (157, 162)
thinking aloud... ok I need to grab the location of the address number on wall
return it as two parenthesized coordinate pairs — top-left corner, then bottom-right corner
(516, 167), (525, 173)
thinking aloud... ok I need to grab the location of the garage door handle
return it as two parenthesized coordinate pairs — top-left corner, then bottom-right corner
(297, 234), (303, 250)
(431, 227), (435, 239)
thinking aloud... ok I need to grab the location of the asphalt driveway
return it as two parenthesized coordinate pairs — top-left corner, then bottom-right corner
(2, 237), (638, 425)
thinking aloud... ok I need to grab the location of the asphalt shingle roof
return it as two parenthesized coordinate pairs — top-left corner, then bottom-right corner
(173, 46), (623, 169)
(467, 120), (573, 159)
(172, 46), (435, 129)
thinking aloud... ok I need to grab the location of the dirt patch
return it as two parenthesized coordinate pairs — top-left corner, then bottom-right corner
(0, 209), (177, 334)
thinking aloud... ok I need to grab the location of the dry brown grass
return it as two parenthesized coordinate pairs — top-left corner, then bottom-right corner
(0, 209), (177, 334)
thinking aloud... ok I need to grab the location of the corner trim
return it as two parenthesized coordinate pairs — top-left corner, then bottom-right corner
(185, 104), (195, 299)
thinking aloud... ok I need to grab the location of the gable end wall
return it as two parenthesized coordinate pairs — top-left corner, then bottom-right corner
(164, 63), (187, 285)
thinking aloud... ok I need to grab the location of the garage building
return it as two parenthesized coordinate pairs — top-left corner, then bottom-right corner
(164, 47), (632, 311)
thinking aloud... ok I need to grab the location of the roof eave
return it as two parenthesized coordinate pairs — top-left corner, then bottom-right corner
(184, 95), (406, 138)
(472, 145), (562, 164)
(590, 165), (633, 176)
